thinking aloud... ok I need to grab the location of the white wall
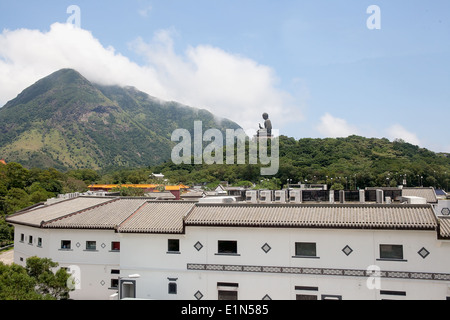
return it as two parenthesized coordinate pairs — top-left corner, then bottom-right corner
(120, 226), (450, 300)
(12, 223), (450, 300)
(12, 225), (122, 300)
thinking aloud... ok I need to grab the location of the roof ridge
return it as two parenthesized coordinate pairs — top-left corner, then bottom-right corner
(116, 200), (149, 231)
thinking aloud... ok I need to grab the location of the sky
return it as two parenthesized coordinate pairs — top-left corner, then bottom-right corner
(0, 0), (449, 152)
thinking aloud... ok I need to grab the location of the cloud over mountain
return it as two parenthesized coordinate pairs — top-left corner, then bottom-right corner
(0, 23), (301, 131)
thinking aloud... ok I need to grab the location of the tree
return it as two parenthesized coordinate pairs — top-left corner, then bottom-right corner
(331, 183), (345, 191)
(0, 262), (44, 300)
(26, 256), (73, 300)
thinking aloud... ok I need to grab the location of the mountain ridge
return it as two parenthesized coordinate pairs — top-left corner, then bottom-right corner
(0, 69), (241, 170)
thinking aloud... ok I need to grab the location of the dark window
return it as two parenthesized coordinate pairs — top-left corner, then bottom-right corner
(218, 241), (238, 254)
(380, 290), (406, 296)
(61, 240), (71, 250)
(295, 243), (317, 257)
(295, 286), (319, 292)
(111, 242), (120, 251)
(111, 269), (120, 274)
(20, 234), (24, 242)
(296, 295), (317, 300)
(37, 238), (42, 247)
(218, 291), (238, 300)
(168, 239), (180, 253)
(380, 245), (403, 260)
(111, 279), (119, 289)
(168, 283), (177, 295)
(28, 236), (33, 245)
(86, 241), (97, 250)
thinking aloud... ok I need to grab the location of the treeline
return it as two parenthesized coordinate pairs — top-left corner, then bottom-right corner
(146, 135), (450, 191)
(0, 164), (98, 243)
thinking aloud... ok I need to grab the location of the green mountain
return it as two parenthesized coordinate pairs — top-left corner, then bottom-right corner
(0, 69), (241, 170)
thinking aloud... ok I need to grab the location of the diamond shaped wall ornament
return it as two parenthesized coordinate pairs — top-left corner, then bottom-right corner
(194, 241), (204, 252)
(262, 294), (272, 301)
(76, 242), (81, 248)
(194, 291), (204, 300)
(100, 280), (105, 286)
(441, 208), (450, 216)
(101, 243), (106, 249)
(342, 245), (354, 256)
(261, 243), (272, 254)
(418, 247), (430, 259)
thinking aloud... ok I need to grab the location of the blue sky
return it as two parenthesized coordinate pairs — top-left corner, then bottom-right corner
(1, 0), (449, 152)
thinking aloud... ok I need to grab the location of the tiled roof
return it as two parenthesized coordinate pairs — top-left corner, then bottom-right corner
(118, 202), (196, 234)
(43, 198), (148, 229)
(402, 187), (438, 203)
(438, 218), (450, 239)
(7, 198), (438, 234)
(185, 203), (438, 230)
(6, 197), (115, 227)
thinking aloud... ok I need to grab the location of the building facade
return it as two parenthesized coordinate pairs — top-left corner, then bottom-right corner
(6, 197), (450, 300)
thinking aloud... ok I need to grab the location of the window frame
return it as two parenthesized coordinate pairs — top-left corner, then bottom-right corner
(60, 240), (72, 250)
(293, 242), (319, 259)
(111, 241), (121, 252)
(85, 241), (97, 251)
(216, 240), (240, 256)
(167, 239), (180, 254)
(168, 282), (178, 295)
(378, 244), (406, 262)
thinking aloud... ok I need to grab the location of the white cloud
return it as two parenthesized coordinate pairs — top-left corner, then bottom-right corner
(138, 5), (153, 17)
(0, 23), (303, 131)
(316, 113), (359, 138)
(386, 124), (421, 146)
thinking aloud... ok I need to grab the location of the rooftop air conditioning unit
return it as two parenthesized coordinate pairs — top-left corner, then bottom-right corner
(246, 191), (259, 204)
(289, 189), (302, 204)
(259, 190), (273, 204)
(274, 190), (287, 204)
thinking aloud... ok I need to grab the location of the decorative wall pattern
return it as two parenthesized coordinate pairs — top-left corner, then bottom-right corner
(187, 263), (450, 282)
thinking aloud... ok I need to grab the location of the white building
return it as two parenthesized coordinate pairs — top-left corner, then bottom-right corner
(6, 197), (450, 300)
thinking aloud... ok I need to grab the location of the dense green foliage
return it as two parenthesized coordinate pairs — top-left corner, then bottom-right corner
(0, 68), (240, 171)
(98, 135), (450, 191)
(0, 163), (89, 243)
(0, 256), (72, 300)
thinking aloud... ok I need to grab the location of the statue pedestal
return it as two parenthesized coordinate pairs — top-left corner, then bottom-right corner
(254, 130), (273, 141)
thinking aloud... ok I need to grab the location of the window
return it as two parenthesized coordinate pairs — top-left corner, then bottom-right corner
(28, 236), (33, 245)
(296, 295), (318, 300)
(168, 282), (178, 295)
(379, 245), (404, 260)
(217, 241), (238, 255)
(110, 279), (119, 289)
(37, 238), (42, 247)
(61, 240), (71, 250)
(20, 234), (24, 242)
(218, 283), (239, 300)
(168, 239), (180, 253)
(86, 241), (97, 251)
(111, 242), (120, 252)
(218, 291), (238, 300)
(295, 242), (317, 258)
(380, 290), (406, 297)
